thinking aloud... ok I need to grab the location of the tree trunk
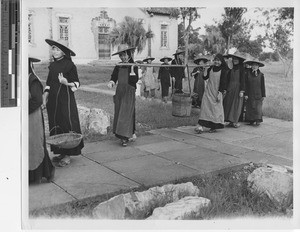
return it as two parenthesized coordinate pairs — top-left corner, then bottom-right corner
(227, 35), (231, 53)
(47, 7), (53, 62)
(148, 22), (151, 56)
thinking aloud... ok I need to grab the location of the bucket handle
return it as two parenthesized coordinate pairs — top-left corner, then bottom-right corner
(186, 64), (192, 97)
(49, 126), (64, 135)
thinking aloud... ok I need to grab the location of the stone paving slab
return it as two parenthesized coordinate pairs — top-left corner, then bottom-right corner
(154, 147), (223, 164)
(163, 151), (247, 173)
(84, 146), (149, 164)
(263, 117), (293, 129)
(131, 134), (173, 146)
(233, 123), (291, 136)
(229, 132), (293, 159)
(135, 140), (196, 154)
(183, 137), (253, 156)
(52, 156), (140, 199)
(82, 139), (122, 154)
(102, 154), (175, 175)
(122, 164), (200, 186)
(174, 126), (260, 143)
(29, 183), (76, 211)
(237, 150), (293, 167)
(149, 128), (201, 142)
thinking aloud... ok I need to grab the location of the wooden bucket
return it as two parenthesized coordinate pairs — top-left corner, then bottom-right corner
(172, 93), (192, 117)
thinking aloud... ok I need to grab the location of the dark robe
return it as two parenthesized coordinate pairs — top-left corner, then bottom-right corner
(191, 67), (205, 107)
(245, 69), (266, 122)
(45, 57), (84, 156)
(223, 64), (245, 123)
(170, 58), (185, 92)
(111, 63), (138, 140)
(29, 73), (54, 183)
(158, 63), (171, 97)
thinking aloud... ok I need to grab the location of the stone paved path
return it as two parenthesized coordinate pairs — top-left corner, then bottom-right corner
(29, 117), (292, 212)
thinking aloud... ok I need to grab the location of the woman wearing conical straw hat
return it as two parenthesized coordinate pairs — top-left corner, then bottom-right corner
(194, 54), (228, 133)
(43, 39), (84, 167)
(107, 44), (139, 147)
(223, 51), (247, 128)
(191, 55), (209, 108)
(142, 56), (157, 99)
(170, 49), (185, 94)
(244, 58), (266, 126)
(29, 57), (55, 183)
(158, 56), (172, 103)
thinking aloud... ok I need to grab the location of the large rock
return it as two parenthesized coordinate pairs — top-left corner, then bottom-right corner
(147, 196), (211, 220)
(88, 108), (110, 135)
(247, 164), (293, 207)
(92, 182), (200, 219)
(77, 106), (110, 136)
(77, 105), (90, 135)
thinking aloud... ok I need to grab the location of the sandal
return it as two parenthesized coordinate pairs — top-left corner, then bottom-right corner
(128, 134), (137, 142)
(52, 154), (65, 163)
(121, 139), (128, 147)
(209, 129), (217, 133)
(194, 126), (203, 134)
(232, 123), (240, 128)
(227, 122), (234, 127)
(58, 156), (71, 167)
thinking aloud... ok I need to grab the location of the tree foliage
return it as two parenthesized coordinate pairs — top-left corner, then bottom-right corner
(110, 16), (153, 53)
(201, 25), (226, 55)
(255, 7), (294, 77)
(218, 7), (247, 52)
(175, 7), (201, 64)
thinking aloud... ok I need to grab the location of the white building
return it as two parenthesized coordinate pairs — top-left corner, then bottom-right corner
(28, 7), (178, 63)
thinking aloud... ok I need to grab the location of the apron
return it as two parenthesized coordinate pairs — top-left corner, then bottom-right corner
(199, 70), (224, 124)
(113, 67), (136, 139)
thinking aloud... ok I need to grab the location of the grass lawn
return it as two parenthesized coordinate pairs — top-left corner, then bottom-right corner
(261, 61), (293, 121)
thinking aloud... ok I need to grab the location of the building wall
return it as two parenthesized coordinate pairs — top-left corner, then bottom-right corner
(28, 8), (178, 64)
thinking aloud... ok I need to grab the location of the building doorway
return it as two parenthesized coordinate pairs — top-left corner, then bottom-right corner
(98, 26), (110, 59)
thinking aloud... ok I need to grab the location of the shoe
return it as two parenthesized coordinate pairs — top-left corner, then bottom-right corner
(209, 129), (217, 133)
(128, 134), (137, 142)
(121, 139), (128, 147)
(249, 122), (254, 125)
(255, 122), (261, 126)
(58, 156), (71, 167)
(52, 154), (65, 162)
(194, 126), (203, 134)
(232, 123), (240, 128)
(227, 122), (234, 127)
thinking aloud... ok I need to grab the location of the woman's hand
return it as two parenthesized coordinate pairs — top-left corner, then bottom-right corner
(107, 81), (114, 89)
(239, 91), (244, 98)
(244, 95), (248, 100)
(42, 92), (48, 109)
(58, 73), (68, 85)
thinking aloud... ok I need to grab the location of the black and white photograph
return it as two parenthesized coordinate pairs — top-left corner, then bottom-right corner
(0, 0), (299, 231)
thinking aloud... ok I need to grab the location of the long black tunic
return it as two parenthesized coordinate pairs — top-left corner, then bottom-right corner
(29, 73), (54, 183)
(158, 63), (171, 97)
(45, 57), (84, 156)
(110, 63), (138, 140)
(245, 69), (266, 122)
(170, 59), (185, 91)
